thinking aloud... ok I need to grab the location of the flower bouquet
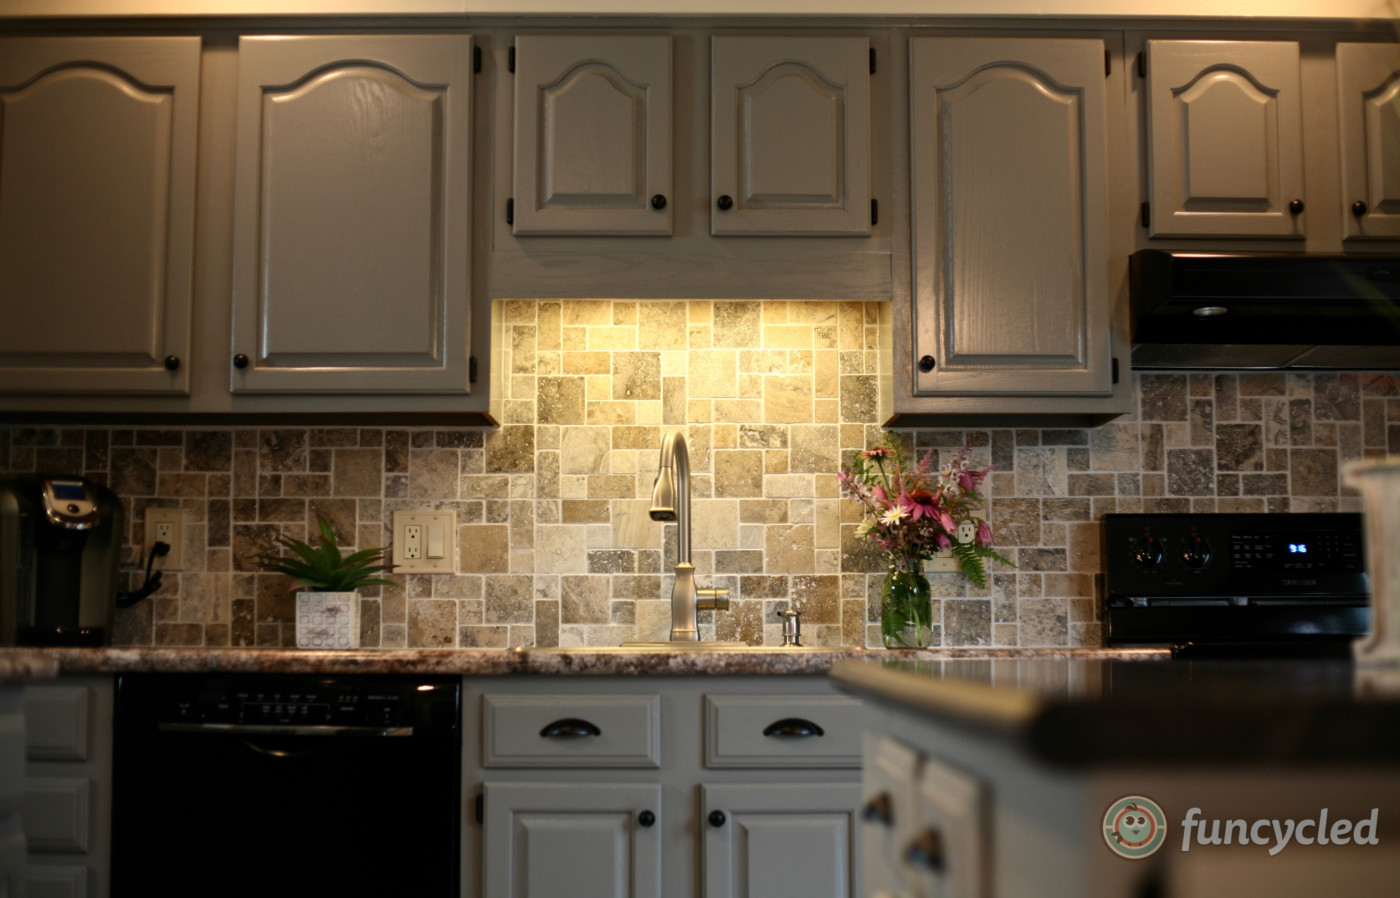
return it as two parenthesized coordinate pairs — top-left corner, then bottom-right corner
(839, 436), (1009, 648)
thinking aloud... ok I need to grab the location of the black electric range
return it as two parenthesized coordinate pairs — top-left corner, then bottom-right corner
(1103, 512), (1370, 658)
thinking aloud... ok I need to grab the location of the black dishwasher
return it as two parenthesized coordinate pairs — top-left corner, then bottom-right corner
(111, 673), (461, 897)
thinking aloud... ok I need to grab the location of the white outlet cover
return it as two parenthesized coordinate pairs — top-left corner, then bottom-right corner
(143, 507), (183, 570)
(393, 510), (456, 574)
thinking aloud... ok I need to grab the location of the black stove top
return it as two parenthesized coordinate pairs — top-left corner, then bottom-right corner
(1103, 513), (1369, 652)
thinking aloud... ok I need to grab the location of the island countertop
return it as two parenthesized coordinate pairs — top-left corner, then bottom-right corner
(0, 645), (1167, 677)
(830, 656), (1400, 766)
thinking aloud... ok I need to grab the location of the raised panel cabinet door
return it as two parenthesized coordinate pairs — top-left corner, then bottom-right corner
(701, 782), (861, 898)
(0, 37), (199, 395)
(909, 38), (1112, 397)
(1144, 39), (1305, 238)
(1338, 43), (1400, 241)
(513, 34), (672, 236)
(482, 782), (662, 898)
(230, 35), (473, 394)
(710, 35), (871, 236)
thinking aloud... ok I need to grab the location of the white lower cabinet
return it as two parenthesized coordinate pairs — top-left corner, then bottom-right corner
(465, 676), (863, 898)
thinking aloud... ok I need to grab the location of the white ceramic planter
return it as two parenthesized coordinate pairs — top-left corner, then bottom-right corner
(1344, 458), (1400, 666)
(295, 591), (361, 649)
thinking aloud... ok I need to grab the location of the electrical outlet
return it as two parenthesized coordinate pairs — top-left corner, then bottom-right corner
(927, 511), (984, 573)
(393, 510), (456, 574)
(144, 507), (183, 570)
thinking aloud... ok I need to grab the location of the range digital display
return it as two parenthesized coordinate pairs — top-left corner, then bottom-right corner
(1232, 530), (1362, 572)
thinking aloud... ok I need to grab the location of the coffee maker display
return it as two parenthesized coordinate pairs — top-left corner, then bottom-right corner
(1, 475), (122, 646)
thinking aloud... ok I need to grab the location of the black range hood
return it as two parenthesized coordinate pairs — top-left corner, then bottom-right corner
(1129, 250), (1400, 370)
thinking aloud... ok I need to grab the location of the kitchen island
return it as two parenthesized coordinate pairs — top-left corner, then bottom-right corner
(831, 657), (1400, 898)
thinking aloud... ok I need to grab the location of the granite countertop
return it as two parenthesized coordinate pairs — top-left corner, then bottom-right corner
(0, 650), (60, 685)
(830, 656), (1400, 767)
(0, 645), (1167, 677)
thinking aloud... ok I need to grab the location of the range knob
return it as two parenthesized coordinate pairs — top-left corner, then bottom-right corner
(1182, 536), (1212, 569)
(1133, 538), (1163, 569)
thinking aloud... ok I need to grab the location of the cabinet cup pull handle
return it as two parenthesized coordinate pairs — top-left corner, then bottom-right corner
(638, 810), (656, 828)
(904, 828), (946, 873)
(539, 718), (602, 738)
(233, 353), (249, 369)
(650, 194), (668, 210)
(163, 355), (180, 371)
(1354, 200), (1369, 217)
(861, 792), (894, 827)
(1288, 198), (1305, 215)
(716, 194), (734, 211)
(762, 717), (825, 738)
(709, 810), (726, 828)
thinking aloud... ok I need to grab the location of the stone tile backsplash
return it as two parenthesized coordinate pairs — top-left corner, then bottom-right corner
(3, 299), (1395, 650)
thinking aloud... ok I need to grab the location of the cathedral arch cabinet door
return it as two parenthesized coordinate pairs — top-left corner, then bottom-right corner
(229, 35), (474, 394)
(1142, 40), (1305, 239)
(0, 37), (199, 395)
(512, 34), (673, 236)
(1337, 42), (1400, 242)
(709, 35), (872, 237)
(909, 38), (1114, 399)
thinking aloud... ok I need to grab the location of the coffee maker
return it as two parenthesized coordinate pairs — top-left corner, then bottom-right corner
(1, 475), (122, 646)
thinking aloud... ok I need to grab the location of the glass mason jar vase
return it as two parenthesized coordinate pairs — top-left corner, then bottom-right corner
(880, 559), (933, 649)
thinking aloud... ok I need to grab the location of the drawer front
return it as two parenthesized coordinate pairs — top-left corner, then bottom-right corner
(24, 687), (89, 763)
(22, 776), (91, 854)
(704, 695), (863, 768)
(482, 694), (661, 768)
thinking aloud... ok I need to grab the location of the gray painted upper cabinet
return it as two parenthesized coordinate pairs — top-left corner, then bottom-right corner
(0, 37), (200, 395)
(1143, 39), (1306, 239)
(908, 38), (1114, 400)
(512, 34), (673, 236)
(710, 36), (871, 237)
(1337, 42), (1400, 242)
(230, 35), (474, 394)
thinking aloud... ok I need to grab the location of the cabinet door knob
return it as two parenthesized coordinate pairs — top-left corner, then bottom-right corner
(539, 718), (602, 738)
(1288, 198), (1305, 215)
(1354, 200), (1369, 217)
(904, 828), (945, 873)
(861, 792), (894, 827)
(163, 355), (180, 371)
(918, 355), (936, 372)
(233, 353), (249, 369)
(638, 810), (656, 828)
(650, 194), (668, 210)
(762, 718), (825, 738)
(716, 194), (734, 211)
(708, 810), (726, 828)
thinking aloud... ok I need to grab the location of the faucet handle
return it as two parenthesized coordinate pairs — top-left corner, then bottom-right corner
(697, 587), (730, 611)
(777, 608), (803, 647)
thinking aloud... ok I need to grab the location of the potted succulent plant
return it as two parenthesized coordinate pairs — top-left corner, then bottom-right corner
(256, 516), (394, 649)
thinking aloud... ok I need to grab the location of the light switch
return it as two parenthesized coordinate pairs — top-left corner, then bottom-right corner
(393, 510), (456, 574)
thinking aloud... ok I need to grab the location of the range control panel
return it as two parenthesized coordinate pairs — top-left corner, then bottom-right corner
(1104, 513), (1367, 602)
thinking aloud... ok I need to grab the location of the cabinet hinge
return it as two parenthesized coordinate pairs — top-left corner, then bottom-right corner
(1140, 201), (1150, 229)
(475, 792), (484, 825)
(1136, 51), (1146, 78)
(469, 355), (479, 384)
(1105, 49), (1112, 76)
(1112, 357), (1120, 385)
(869, 48), (876, 75)
(473, 46), (482, 73)
(508, 46), (515, 73)
(871, 198), (878, 227)
(506, 198), (514, 226)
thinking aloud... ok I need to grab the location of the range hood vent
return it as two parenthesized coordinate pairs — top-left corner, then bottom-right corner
(1129, 250), (1400, 371)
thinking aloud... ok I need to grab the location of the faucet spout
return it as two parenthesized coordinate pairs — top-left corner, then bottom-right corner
(649, 429), (728, 641)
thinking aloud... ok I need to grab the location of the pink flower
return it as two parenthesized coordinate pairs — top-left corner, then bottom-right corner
(871, 485), (888, 505)
(904, 490), (937, 520)
(935, 532), (951, 551)
(977, 521), (993, 547)
(940, 512), (956, 534)
(861, 447), (893, 460)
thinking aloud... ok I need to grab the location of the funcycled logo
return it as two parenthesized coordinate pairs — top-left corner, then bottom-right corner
(1103, 795), (1169, 859)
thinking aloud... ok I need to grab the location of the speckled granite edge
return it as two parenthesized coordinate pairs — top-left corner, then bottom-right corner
(13, 646), (1169, 677)
(0, 651), (61, 684)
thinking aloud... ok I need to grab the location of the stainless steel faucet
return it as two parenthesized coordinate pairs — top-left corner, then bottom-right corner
(649, 429), (730, 642)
